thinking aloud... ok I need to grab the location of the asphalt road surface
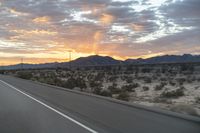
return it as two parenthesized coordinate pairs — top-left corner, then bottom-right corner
(0, 75), (199, 133)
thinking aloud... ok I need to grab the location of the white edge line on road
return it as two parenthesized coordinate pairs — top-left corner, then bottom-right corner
(0, 80), (98, 133)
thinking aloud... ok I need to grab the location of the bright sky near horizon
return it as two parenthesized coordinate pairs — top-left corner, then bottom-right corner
(0, 0), (200, 65)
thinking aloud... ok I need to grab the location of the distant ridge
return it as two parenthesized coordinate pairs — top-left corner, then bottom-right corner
(125, 54), (200, 64)
(71, 55), (121, 66)
(2, 54), (200, 70)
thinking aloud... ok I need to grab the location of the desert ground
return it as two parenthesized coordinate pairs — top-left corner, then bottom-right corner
(3, 63), (200, 116)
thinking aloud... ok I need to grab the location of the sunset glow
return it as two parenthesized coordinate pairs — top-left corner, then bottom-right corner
(0, 0), (199, 65)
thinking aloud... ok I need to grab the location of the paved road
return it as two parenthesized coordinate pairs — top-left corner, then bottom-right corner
(0, 75), (199, 133)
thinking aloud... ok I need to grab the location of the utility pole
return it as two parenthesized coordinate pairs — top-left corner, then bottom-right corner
(1, 63), (4, 71)
(21, 58), (23, 70)
(68, 50), (72, 70)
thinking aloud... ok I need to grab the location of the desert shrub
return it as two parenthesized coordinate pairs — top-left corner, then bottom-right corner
(132, 82), (140, 88)
(76, 77), (87, 91)
(144, 77), (152, 83)
(162, 82), (167, 86)
(188, 80), (193, 83)
(126, 65), (133, 71)
(117, 66), (122, 71)
(154, 82), (167, 91)
(61, 77), (86, 90)
(180, 64), (188, 72)
(160, 78), (167, 82)
(191, 76), (196, 81)
(121, 75), (127, 80)
(0, 70), (5, 74)
(123, 71), (133, 74)
(52, 77), (63, 86)
(152, 75), (158, 80)
(40, 76), (62, 86)
(92, 86), (102, 95)
(169, 81), (176, 86)
(87, 74), (94, 81)
(153, 97), (172, 104)
(143, 86), (149, 91)
(117, 92), (130, 101)
(185, 76), (193, 83)
(161, 68), (167, 73)
(180, 64), (194, 73)
(16, 71), (33, 79)
(176, 78), (186, 85)
(195, 86), (200, 90)
(111, 68), (118, 75)
(122, 83), (139, 92)
(122, 85), (132, 92)
(91, 80), (103, 94)
(108, 76), (118, 82)
(179, 86), (186, 90)
(141, 68), (151, 73)
(94, 73), (105, 82)
(99, 90), (112, 97)
(108, 83), (121, 94)
(89, 80), (102, 88)
(156, 73), (161, 77)
(61, 77), (77, 89)
(161, 88), (184, 98)
(137, 76), (147, 81)
(195, 97), (200, 104)
(126, 76), (133, 84)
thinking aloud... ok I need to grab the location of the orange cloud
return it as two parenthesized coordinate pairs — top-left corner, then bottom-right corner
(9, 9), (29, 16)
(11, 29), (57, 36)
(100, 13), (114, 25)
(131, 24), (144, 32)
(33, 16), (51, 24)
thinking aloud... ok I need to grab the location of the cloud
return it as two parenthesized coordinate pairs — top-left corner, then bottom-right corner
(160, 0), (200, 27)
(0, 0), (199, 64)
(99, 13), (115, 25)
(33, 16), (51, 24)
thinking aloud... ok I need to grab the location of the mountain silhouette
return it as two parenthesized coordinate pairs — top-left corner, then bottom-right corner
(2, 54), (200, 70)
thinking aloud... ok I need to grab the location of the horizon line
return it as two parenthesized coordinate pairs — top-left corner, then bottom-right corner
(1, 53), (199, 67)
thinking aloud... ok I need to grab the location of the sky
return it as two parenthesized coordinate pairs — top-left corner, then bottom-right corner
(0, 0), (200, 65)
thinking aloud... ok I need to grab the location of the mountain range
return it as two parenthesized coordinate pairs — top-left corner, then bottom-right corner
(2, 54), (200, 70)
(125, 54), (200, 64)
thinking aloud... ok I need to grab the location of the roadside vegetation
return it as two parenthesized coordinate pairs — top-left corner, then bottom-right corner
(2, 63), (200, 116)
